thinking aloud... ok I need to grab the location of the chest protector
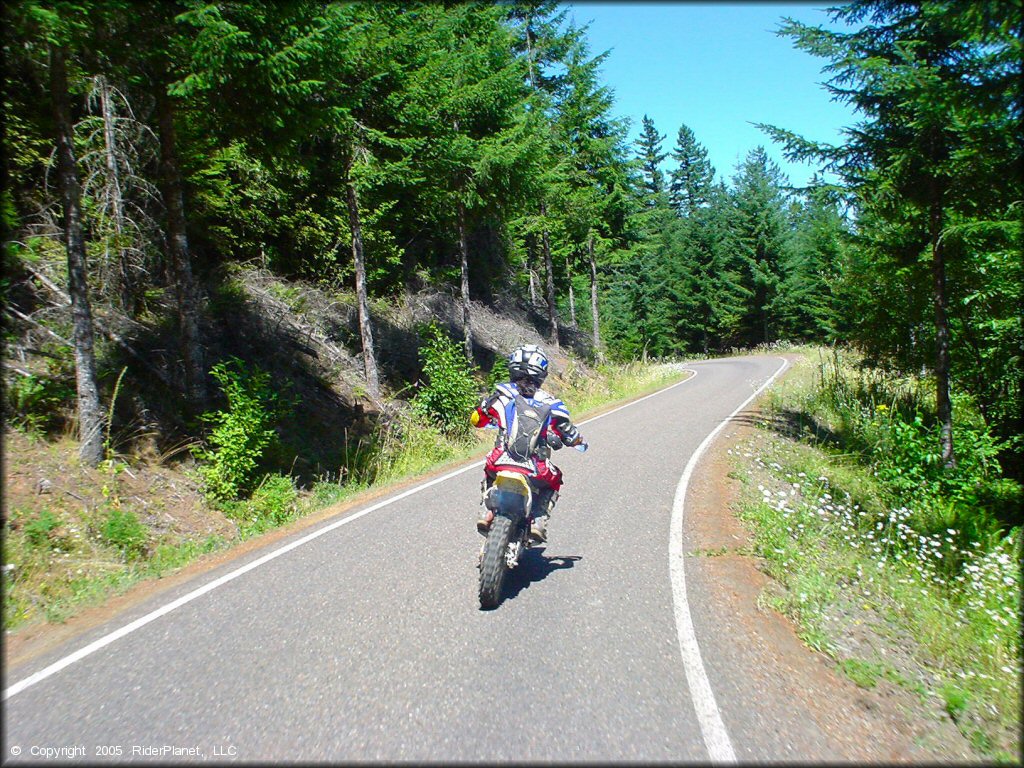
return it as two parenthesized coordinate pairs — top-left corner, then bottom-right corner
(506, 395), (552, 462)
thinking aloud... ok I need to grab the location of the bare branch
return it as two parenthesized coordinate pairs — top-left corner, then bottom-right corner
(5, 307), (74, 347)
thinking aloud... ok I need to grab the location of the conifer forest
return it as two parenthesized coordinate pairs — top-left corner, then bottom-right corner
(3, 1), (1021, 499)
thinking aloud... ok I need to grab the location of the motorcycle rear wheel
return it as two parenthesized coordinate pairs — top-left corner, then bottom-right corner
(479, 515), (513, 608)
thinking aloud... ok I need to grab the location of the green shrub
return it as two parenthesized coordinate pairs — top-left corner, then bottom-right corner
(194, 358), (282, 502)
(486, 354), (510, 390)
(101, 508), (148, 560)
(227, 473), (299, 537)
(941, 682), (971, 721)
(810, 352), (1018, 537)
(411, 323), (480, 436)
(6, 373), (74, 434)
(23, 509), (61, 547)
(837, 658), (884, 689)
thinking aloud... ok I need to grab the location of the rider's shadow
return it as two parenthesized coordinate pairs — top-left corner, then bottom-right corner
(502, 548), (582, 602)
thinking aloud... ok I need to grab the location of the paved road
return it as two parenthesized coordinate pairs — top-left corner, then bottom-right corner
(4, 356), (788, 763)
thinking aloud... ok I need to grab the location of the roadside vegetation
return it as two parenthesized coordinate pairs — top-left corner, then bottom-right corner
(731, 349), (1021, 761)
(2, 2), (1020, 754)
(2, 338), (683, 632)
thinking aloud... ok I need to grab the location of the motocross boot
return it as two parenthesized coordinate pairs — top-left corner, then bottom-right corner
(529, 487), (557, 543)
(478, 481), (497, 535)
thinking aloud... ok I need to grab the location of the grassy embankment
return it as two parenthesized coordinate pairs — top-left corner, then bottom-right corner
(730, 349), (1020, 761)
(2, 360), (685, 632)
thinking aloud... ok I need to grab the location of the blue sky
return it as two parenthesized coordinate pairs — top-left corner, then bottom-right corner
(563, 3), (858, 189)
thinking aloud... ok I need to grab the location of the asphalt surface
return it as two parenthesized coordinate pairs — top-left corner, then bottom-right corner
(4, 355), (789, 763)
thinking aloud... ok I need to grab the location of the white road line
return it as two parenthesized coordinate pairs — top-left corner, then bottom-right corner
(5, 367), (698, 700)
(669, 356), (789, 763)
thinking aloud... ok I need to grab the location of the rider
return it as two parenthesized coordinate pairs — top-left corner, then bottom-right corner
(470, 344), (586, 543)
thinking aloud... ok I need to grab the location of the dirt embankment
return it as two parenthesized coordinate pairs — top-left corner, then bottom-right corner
(683, 355), (982, 763)
(4, 348), (984, 762)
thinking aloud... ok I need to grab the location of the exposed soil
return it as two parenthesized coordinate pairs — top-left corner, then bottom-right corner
(1, 354), (992, 762)
(2, 274), (590, 668)
(3, 427), (232, 665)
(684, 355), (984, 763)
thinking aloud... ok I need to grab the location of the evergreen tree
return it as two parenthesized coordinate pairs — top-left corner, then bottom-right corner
(550, 32), (633, 359)
(762, 0), (1023, 467)
(634, 114), (668, 201)
(668, 123), (715, 216)
(775, 183), (846, 342)
(410, 4), (535, 360)
(730, 147), (790, 346)
(506, 1), (582, 350)
(9, 1), (108, 465)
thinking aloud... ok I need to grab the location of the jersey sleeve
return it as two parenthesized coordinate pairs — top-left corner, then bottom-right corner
(546, 397), (582, 445)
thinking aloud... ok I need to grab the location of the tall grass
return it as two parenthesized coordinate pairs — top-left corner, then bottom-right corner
(2, 358), (687, 634)
(735, 350), (1021, 759)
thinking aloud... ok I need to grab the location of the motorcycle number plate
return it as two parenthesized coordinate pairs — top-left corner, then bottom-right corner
(494, 473), (530, 496)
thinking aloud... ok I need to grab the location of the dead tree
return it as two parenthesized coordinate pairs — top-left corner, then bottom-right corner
(49, 45), (104, 466)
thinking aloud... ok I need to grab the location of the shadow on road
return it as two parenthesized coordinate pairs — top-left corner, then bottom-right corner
(499, 548), (582, 604)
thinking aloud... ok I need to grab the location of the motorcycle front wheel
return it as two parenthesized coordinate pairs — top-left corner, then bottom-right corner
(478, 515), (513, 608)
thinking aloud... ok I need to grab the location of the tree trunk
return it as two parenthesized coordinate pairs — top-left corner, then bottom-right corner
(540, 202), (558, 350)
(457, 201), (473, 361)
(566, 257), (576, 327)
(50, 45), (104, 467)
(588, 233), (603, 362)
(528, 268), (537, 305)
(156, 86), (207, 408)
(97, 76), (133, 314)
(344, 150), (380, 397)
(930, 206), (955, 468)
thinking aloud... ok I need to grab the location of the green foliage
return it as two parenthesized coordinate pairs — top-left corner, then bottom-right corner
(811, 352), (1019, 530)
(486, 354), (510, 390)
(634, 115), (668, 199)
(736, 353), (1021, 757)
(5, 373), (74, 435)
(763, 0), (1022, 471)
(837, 658), (884, 689)
(411, 323), (480, 436)
(941, 682), (971, 722)
(225, 473), (299, 537)
(100, 508), (147, 560)
(668, 123), (714, 215)
(23, 509), (61, 547)
(869, 402), (1006, 511)
(194, 358), (283, 502)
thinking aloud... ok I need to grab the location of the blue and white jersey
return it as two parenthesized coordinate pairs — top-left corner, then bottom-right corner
(488, 382), (580, 446)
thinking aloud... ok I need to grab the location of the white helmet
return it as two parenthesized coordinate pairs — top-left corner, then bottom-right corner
(508, 344), (548, 384)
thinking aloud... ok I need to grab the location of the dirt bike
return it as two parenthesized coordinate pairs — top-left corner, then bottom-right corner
(477, 431), (587, 609)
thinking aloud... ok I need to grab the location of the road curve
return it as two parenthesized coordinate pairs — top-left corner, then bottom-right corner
(4, 355), (789, 763)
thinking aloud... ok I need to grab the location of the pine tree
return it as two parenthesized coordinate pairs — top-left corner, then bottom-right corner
(668, 123), (715, 216)
(405, 4), (537, 361)
(10, 1), (108, 465)
(730, 147), (791, 346)
(634, 114), (667, 201)
(761, 0), (1023, 467)
(506, 1), (581, 350)
(775, 184), (846, 342)
(550, 32), (632, 360)
(51, 42), (105, 465)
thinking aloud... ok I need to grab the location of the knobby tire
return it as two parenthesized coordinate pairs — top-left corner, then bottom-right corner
(479, 515), (512, 608)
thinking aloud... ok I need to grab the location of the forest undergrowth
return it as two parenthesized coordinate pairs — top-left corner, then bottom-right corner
(2, 340), (683, 635)
(731, 350), (1021, 761)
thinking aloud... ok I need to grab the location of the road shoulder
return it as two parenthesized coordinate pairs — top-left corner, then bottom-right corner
(682, 356), (979, 762)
